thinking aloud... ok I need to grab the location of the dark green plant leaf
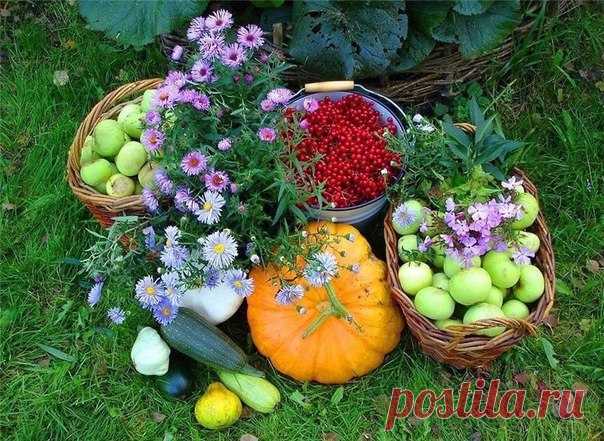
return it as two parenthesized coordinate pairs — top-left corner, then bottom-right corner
(475, 115), (496, 144)
(407, 0), (450, 34)
(37, 343), (76, 362)
(330, 386), (344, 405)
(468, 97), (485, 127)
(289, 1), (407, 79)
(453, 0), (495, 16)
(443, 121), (471, 147)
(540, 337), (560, 369)
(483, 163), (505, 180)
(79, 0), (207, 48)
(391, 30), (435, 72)
(431, 11), (458, 43)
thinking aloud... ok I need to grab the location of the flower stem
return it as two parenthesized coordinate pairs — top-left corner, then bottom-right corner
(302, 282), (362, 338)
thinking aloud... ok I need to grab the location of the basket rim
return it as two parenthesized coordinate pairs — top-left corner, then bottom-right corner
(67, 78), (164, 217)
(383, 122), (556, 368)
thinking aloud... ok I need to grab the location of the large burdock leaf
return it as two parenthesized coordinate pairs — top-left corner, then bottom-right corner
(289, 0), (407, 79)
(453, 0), (495, 16)
(79, 0), (207, 48)
(391, 30), (435, 72)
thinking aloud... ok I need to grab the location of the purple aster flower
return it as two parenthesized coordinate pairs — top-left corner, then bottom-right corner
(204, 170), (230, 192)
(303, 97), (319, 113)
(220, 43), (246, 68)
(190, 60), (213, 83)
(224, 269), (254, 297)
(512, 247), (534, 265)
(199, 33), (225, 60)
(267, 87), (293, 105)
(145, 111), (161, 127)
(152, 85), (180, 109)
(260, 98), (275, 112)
(191, 92), (210, 111)
(154, 170), (174, 195)
(195, 190), (225, 225)
(217, 137), (231, 151)
(181, 151), (207, 176)
(107, 307), (126, 325)
(418, 236), (433, 253)
(161, 272), (183, 306)
(141, 188), (159, 213)
(187, 17), (205, 41)
(257, 127), (276, 143)
(165, 70), (187, 89)
(135, 276), (164, 308)
(419, 222), (429, 234)
(164, 225), (181, 246)
(174, 186), (194, 212)
(229, 183), (238, 193)
(171, 45), (183, 61)
(299, 118), (309, 130)
(160, 244), (189, 270)
(177, 89), (197, 104)
(87, 276), (104, 306)
(204, 267), (223, 288)
(258, 51), (270, 63)
(205, 9), (233, 32)
(276, 284), (304, 305)
(237, 24), (265, 49)
(152, 298), (178, 326)
(502, 176), (524, 192)
(142, 226), (157, 250)
(243, 73), (254, 85)
(141, 128), (165, 153)
(200, 230), (238, 269)
(303, 252), (338, 287)
(445, 197), (456, 212)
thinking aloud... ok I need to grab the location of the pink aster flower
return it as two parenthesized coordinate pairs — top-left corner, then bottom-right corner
(152, 84), (180, 109)
(260, 98), (275, 112)
(221, 43), (246, 68)
(205, 9), (233, 32)
(204, 170), (230, 192)
(267, 87), (293, 105)
(199, 33), (225, 60)
(187, 17), (205, 41)
(258, 127), (276, 143)
(190, 60), (213, 83)
(177, 89), (198, 104)
(171, 45), (183, 61)
(181, 151), (207, 176)
(237, 24), (265, 49)
(145, 111), (161, 127)
(141, 188), (159, 213)
(191, 92), (210, 111)
(217, 138), (231, 151)
(303, 97), (319, 112)
(164, 70), (187, 89)
(141, 128), (165, 153)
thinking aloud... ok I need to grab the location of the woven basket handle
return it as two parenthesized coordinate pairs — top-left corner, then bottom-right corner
(304, 81), (355, 93)
(446, 317), (537, 350)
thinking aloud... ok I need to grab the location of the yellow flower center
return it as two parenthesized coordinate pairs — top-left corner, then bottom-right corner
(161, 306), (171, 317)
(146, 286), (156, 295)
(203, 201), (213, 211)
(234, 281), (243, 289)
(213, 243), (225, 254)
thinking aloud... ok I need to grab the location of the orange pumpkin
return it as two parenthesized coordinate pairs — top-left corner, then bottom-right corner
(248, 221), (404, 384)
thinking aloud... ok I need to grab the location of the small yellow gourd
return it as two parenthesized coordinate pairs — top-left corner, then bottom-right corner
(194, 382), (242, 430)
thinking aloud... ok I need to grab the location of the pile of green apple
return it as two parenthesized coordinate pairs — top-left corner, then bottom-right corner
(395, 197), (545, 337)
(79, 91), (157, 197)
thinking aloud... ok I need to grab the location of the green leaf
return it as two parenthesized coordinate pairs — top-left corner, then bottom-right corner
(289, 390), (311, 409)
(540, 338), (560, 369)
(431, 11), (458, 43)
(483, 163), (505, 180)
(446, 142), (468, 161)
(407, 1), (450, 34)
(475, 115), (496, 144)
(330, 386), (344, 405)
(443, 121), (471, 147)
(79, 0), (207, 48)
(391, 29), (436, 72)
(453, 0), (495, 16)
(37, 343), (76, 362)
(555, 280), (573, 296)
(468, 97), (485, 128)
(476, 139), (507, 164)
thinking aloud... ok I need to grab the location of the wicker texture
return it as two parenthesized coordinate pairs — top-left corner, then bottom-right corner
(384, 123), (555, 369)
(67, 78), (163, 228)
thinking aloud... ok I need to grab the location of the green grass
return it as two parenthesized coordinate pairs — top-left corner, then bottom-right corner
(1, 3), (603, 440)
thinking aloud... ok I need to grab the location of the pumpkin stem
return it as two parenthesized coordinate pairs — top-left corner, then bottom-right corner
(302, 282), (362, 338)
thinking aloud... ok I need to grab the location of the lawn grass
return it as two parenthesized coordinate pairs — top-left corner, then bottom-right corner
(1, 2), (603, 441)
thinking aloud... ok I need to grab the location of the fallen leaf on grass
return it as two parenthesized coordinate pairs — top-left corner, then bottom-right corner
(572, 382), (589, 393)
(469, 431), (481, 441)
(513, 371), (531, 386)
(240, 406), (254, 419)
(330, 386), (344, 405)
(53, 70), (69, 86)
(579, 319), (593, 333)
(2, 202), (16, 211)
(240, 435), (258, 441)
(357, 432), (373, 441)
(37, 343), (76, 362)
(322, 432), (339, 441)
(63, 39), (76, 49)
(540, 338), (559, 369)
(542, 314), (559, 329)
(152, 412), (166, 423)
(595, 81), (604, 93)
(37, 357), (51, 368)
(289, 390), (311, 409)
(585, 259), (600, 273)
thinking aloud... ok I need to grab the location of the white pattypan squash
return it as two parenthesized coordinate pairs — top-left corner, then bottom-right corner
(130, 327), (170, 376)
(181, 283), (243, 325)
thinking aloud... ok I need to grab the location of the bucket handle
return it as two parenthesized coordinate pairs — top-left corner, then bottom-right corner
(304, 81), (355, 93)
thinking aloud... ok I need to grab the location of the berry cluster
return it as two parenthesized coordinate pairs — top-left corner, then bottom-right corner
(293, 95), (400, 208)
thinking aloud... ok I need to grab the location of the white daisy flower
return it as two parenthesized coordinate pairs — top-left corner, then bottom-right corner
(303, 252), (338, 287)
(195, 191), (225, 225)
(201, 230), (238, 269)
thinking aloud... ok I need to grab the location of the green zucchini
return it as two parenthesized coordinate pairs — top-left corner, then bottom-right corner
(160, 308), (263, 377)
(217, 370), (281, 413)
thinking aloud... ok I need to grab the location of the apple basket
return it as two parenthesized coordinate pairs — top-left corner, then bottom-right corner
(384, 123), (555, 369)
(67, 78), (163, 228)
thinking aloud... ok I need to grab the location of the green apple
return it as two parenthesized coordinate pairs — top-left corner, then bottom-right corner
(80, 158), (115, 186)
(93, 181), (107, 194)
(116, 141), (147, 176)
(431, 242), (446, 269)
(117, 103), (144, 138)
(513, 264), (545, 303)
(443, 255), (480, 278)
(140, 89), (156, 113)
(414, 287), (455, 320)
(93, 119), (125, 157)
(449, 267), (492, 305)
(392, 200), (424, 235)
(421, 211), (444, 237)
(435, 318), (462, 331)
(511, 193), (539, 230)
(432, 273), (449, 291)
(502, 299), (529, 320)
(398, 235), (419, 261)
(485, 286), (504, 308)
(398, 261), (432, 296)
(106, 173), (135, 197)
(463, 303), (506, 337)
(134, 182), (143, 195)
(138, 161), (159, 188)
(80, 136), (100, 166)
(482, 251), (520, 289)
(517, 231), (540, 253)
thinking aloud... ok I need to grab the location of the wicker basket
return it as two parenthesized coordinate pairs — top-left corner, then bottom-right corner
(67, 78), (163, 228)
(383, 123), (555, 369)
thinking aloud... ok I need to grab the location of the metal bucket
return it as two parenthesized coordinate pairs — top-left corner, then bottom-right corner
(286, 81), (408, 226)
